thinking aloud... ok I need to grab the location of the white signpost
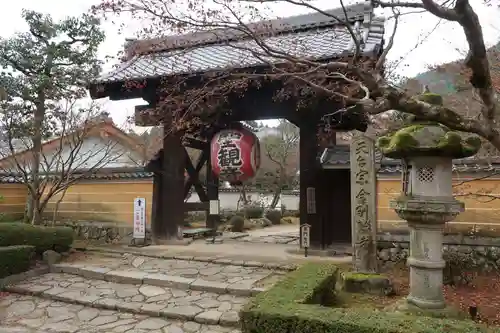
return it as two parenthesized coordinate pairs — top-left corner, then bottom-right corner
(133, 198), (146, 241)
(300, 223), (311, 257)
(209, 199), (220, 215)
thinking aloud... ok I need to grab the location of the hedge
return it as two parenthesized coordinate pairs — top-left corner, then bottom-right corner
(265, 209), (282, 225)
(0, 223), (73, 254)
(240, 262), (499, 333)
(0, 245), (34, 278)
(244, 205), (264, 219)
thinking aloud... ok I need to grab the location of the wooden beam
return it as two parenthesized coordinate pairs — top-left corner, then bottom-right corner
(183, 148), (209, 201)
(184, 137), (208, 150)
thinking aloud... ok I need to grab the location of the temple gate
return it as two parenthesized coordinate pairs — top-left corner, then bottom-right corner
(88, 1), (385, 249)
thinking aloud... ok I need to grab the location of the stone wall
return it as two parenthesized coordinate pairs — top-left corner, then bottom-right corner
(59, 221), (147, 245)
(376, 233), (500, 273)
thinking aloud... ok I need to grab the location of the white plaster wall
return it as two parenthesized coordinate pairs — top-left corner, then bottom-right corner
(186, 192), (300, 210)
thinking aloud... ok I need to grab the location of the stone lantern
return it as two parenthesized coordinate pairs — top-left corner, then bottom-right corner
(376, 95), (481, 311)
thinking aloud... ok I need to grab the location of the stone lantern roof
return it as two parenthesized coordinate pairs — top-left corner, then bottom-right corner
(376, 93), (481, 159)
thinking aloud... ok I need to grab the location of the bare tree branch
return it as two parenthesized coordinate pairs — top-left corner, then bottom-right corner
(93, 0), (500, 153)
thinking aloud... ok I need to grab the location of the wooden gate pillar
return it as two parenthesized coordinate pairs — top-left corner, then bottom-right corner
(299, 116), (322, 249)
(151, 166), (163, 239)
(154, 119), (187, 244)
(145, 150), (163, 243)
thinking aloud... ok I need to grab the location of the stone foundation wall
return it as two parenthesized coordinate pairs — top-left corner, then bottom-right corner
(58, 221), (151, 245)
(377, 233), (500, 272)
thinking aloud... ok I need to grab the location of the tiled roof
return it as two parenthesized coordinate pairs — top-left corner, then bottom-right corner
(0, 168), (154, 184)
(90, 1), (385, 88)
(320, 146), (500, 174)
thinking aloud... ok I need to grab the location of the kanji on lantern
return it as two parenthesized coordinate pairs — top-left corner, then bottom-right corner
(211, 127), (260, 182)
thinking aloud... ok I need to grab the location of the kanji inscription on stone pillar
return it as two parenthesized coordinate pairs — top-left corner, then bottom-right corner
(350, 131), (378, 273)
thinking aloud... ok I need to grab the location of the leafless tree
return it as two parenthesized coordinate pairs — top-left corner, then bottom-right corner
(261, 119), (299, 208)
(0, 101), (142, 224)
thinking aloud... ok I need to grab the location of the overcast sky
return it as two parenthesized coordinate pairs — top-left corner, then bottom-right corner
(1, 0), (499, 131)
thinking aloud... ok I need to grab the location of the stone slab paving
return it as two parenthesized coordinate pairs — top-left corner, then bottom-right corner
(60, 254), (280, 287)
(6, 273), (247, 327)
(50, 264), (266, 296)
(237, 232), (300, 245)
(0, 293), (240, 333)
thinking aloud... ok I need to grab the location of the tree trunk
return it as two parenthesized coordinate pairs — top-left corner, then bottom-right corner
(52, 188), (69, 226)
(270, 185), (282, 209)
(24, 191), (34, 223)
(237, 184), (249, 210)
(30, 100), (45, 225)
(270, 169), (286, 209)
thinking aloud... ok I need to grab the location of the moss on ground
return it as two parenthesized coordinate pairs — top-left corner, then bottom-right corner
(241, 262), (499, 333)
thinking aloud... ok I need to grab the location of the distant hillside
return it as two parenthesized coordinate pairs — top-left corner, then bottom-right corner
(408, 40), (500, 95)
(401, 40), (500, 160)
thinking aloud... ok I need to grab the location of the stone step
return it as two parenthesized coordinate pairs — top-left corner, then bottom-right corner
(50, 263), (266, 297)
(5, 272), (247, 328)
(0, 293), (240, 333)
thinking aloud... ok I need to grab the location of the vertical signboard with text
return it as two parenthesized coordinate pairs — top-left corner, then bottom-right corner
(133, 198), (146, 239)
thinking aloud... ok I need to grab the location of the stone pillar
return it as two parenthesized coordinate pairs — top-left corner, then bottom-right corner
(407, 223), (446, 308)
(350, 131), (377, 273)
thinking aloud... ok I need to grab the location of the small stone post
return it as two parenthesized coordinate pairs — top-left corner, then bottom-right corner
(377, 96), (481, 310)
(350, 131), (378, 273)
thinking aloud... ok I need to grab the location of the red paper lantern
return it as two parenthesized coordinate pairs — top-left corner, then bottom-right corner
(211, 127), (261, 182)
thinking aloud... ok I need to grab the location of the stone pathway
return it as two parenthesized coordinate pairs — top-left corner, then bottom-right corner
(0, 253), (289, 332)
(65, 253), (276, 285)
(0, 294), (240, 333)
(8, 272), (246, 324)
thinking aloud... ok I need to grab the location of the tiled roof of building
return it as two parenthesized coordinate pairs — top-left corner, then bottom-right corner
(0, 168), (153, 184)
(320, 146), (500, 174)
(89, 1), (385, 90)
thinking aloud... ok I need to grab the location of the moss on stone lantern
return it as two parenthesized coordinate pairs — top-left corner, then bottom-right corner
(376, 93), (481, 159)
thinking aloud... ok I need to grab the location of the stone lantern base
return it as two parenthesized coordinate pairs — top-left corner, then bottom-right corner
(406, 223), (446, 309)
(391, 196), (464, 310)
(385, 299), (465, 319)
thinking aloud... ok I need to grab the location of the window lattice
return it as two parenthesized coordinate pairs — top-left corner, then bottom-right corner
(417, 166), (434, 183)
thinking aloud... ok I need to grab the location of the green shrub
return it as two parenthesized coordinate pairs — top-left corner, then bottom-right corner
(265, 209), (282, 225)
(282, 210), (298, 218)
(443, 251), (478, 286)
(241, 263), (497, 333)
(0, 223), (73, 254)
(221, 209), (244, 223)
(0, 245), (34, 278)
(230, 215), (245, 232)
(244, 205), (264, 219)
